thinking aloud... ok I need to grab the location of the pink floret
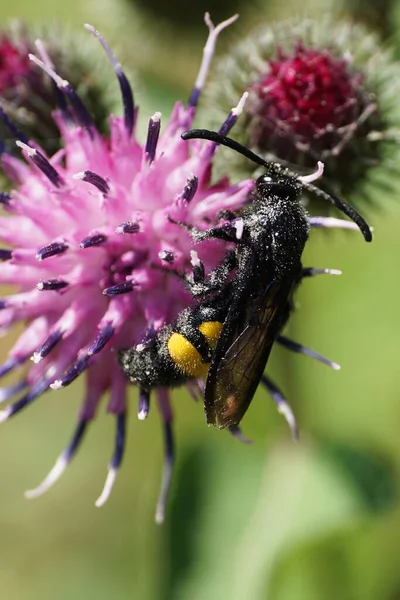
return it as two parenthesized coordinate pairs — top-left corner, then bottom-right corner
(0, 15), (250, 519)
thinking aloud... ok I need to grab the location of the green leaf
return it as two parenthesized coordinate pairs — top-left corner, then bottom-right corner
(164, 438), (365, 600)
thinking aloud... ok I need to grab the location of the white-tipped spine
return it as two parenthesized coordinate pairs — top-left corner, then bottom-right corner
(25, 454), (68, 499)
(193, 13), (238, 94)
(29, 53), (69, 89)
(155, 459), (173, 525)
(138, 408), (148, 421)
(0, 406), (12, 423)
(95, 467), (117, 507)
(277, 403), (298, 443)
(84, 24), (122, 73)
(231, 92), (248, 117)
(50, 379), (62, 390)
(15, 140), (35, 156)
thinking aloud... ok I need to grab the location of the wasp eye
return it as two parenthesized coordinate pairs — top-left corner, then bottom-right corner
(257, 175), (274, 185)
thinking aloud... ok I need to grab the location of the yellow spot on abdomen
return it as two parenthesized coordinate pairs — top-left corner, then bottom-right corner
(198, 321), (222, 349)
(167, 321), (222, 378)
(168, 333), (209, 377)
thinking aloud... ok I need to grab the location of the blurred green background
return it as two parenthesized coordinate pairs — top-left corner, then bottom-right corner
(1, 0), (400, 599)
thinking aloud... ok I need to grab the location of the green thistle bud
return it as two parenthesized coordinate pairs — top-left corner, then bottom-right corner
(204, 18), (400, 209)
(0, 22), (123, 157)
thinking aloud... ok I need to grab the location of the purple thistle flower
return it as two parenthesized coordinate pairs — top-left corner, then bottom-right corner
(204, 17), (400, 208)
(0, 22), (124, 163)
(0, 14), (367, 524)
(0, 14), (258, 521)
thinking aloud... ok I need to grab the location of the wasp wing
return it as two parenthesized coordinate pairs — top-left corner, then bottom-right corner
(204, 275), (294, 429)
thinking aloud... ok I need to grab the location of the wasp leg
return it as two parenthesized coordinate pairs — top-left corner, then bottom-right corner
(217, 209), (237, 221)
(168, 215), (243, 243)
(151, 262), (185, 282)
(189, 249), (205, 284)
(167, 215), (194, 232)
(301, 267), (342, 278)
(153, 242), (237, 303)
(277, 335), (341, 370)
(188, 250), (237, 301)
(261, 375), (298, 442)
(193, 219), (244, 243)
(135, 325), (157, 353)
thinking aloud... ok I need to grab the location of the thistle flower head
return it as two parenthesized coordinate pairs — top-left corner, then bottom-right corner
(0, 22), (119, 159)
(0, 31), (31, 89)
(0, 15), (371, 524)
(0, 14), (256, 521)
(248, 41), (367, 153)
(205, 17), (400, 206)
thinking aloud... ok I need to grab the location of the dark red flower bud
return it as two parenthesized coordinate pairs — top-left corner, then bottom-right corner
(205, 18), (400, 209)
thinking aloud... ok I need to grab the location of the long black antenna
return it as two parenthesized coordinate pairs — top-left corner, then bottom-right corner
(181, 129), (372, 243)
(303, 183), (372, 242)
(182, 129), (270, 169)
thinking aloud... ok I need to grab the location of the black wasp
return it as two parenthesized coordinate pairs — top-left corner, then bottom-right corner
(120, 129), (372, 431)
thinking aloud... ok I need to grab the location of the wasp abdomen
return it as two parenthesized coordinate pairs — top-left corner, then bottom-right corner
(167, 321), (222, 378)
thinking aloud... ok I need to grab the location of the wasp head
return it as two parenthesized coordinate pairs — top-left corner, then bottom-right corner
(181, 129), (372, 241)
(256, 168), (302, 202)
